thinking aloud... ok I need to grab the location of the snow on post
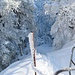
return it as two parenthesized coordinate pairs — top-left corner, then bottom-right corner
(28, 32), (37, 75)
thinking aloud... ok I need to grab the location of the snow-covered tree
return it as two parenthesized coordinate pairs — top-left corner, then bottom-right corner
(34, 0), (75, 46)
(50, 3), (75, 50)
(0, 0), (35, 71)
(34, 0), (55, 46)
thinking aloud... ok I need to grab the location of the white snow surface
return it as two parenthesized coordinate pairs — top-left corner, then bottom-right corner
(0, 41), (75, 75)
(0, 54), (54, 75)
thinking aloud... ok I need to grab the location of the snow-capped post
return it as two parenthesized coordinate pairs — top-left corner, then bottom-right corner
(28, 32), (37, 75)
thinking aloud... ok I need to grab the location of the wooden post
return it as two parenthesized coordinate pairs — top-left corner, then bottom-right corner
(28, 32), (37, 75)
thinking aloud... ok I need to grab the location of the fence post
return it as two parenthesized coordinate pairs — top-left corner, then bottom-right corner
(28, 32), (37, 75)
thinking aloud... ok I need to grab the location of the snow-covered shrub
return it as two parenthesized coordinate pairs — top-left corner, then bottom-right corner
(50, 3), (75, 50)
(0, 0), (35, 71)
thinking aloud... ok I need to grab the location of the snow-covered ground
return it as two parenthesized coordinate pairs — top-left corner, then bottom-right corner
(0, 54), (54, 75)
(0, 41), (75, 75)
(36, 44), (53, 55)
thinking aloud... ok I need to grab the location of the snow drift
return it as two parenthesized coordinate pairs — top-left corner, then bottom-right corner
(0, 54), (54, 75)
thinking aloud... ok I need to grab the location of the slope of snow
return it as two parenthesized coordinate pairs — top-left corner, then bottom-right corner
(47, 42), (75, 75)
(36, 44), (53, 55)
(0, 54), (54, 75)
(0, 42), (75, 75)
